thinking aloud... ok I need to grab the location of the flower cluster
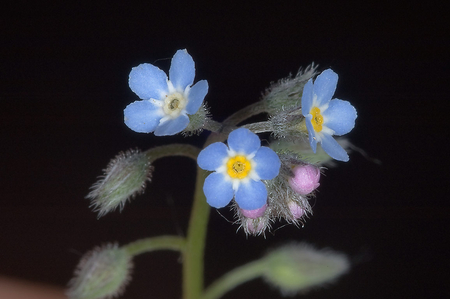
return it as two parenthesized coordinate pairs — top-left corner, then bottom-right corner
(119, 51), (358, 235)
(238, 154), (321, 236)
(124, 49), (208, 136)
(198, 129), (323, 235)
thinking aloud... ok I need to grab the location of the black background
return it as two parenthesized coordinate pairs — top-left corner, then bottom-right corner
(1, 1), (448, 298)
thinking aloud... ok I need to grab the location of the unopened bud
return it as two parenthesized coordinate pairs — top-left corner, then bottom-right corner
(263, 64), (318, 115)
(66, 243), (133, 299)
(243, 216), (269, 236)
(240, 204), (267, 219)
(288, 164), (320, 195)
(183, 103), (210, 136)
(87, 149), (153, 217)
(288, 201), (305, 219)
(263, 243), (349, 295)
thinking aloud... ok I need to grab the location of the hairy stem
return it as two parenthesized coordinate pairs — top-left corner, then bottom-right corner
(201, 260), (267, 299)
(144, 144), (201, 163)
(183, 167), (210, 299)
(181, 101), (270, 298)
(123, 236), (186, 256)
(242, 121), (273, 134)
(203, 119), (223, 133)
(223, 101), (267, 126)
(182, 125), (231, 299)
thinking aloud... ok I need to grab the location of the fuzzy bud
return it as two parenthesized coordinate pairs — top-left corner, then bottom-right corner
(288, 201), (305, 219)
(289, 164), (320, 195)
(87, 149), (153, 217)
(66, 243), (133, 299)
(262, 243), (350, 295)
(263, 152), (313, 225)
(243, 217), (269, 236)
(234, 202), (271, 236)
(240, 204), (267, 219)
(183, 103), (210, 136)
(262, 64), (318, 115)
(268, 106), (310, 140)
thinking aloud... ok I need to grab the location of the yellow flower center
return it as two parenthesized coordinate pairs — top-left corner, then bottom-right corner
(163, 92), (186, 118)
(310, 107), (323, 132)
(226, 156), (252, 179)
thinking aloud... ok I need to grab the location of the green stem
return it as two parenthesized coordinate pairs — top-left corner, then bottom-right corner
(182, 126), (228, 299)
(203, 119), (223, 133)
(123, 236), (186, 256)
(242, 121), (273, 134)
(181, 101), (271, 299)
(183, 167), (210, 299)
(144, 144), (201, 163)
(200, 260), (267, 299)
(223, 101), (267, 126)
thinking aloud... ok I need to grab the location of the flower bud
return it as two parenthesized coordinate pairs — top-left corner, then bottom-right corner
(242, 216), (270, 236)
(87, 149), (153, 217)
(233, 201), (270, 236)
(288, 201), (305, 219)
(183, 103), (210, 136)
(240, 204), (267, 219)
(262, 64), (318, 115)
(288, 164), (320, 195)
(262, 243), (349, 295)
(269, 106), (309, 140)
(66, 243), (133, 299)
(263, 160), (312, 226)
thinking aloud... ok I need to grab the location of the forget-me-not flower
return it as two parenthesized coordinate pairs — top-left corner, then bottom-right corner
(301, 69), (357, 162)
(197, 128), (281, 210)
(124, 49), (208, 136)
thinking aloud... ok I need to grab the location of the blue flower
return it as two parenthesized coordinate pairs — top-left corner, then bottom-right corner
(197, 128), (281, 210)
(301, 69), (357, 162)
(124, 49), (209, 136)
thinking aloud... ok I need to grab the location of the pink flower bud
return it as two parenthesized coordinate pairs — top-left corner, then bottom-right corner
(288, 201), (305, 219)
(289, 164), (320, 195)
(244, 218), (266, 235)
(240, 204), (267, 219)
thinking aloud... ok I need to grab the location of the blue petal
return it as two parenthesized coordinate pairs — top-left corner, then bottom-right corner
(124, 100), (162, 133)
(323, 99), (357, 135)
(313, 69), (338, 107)
(227, 128), (260, 155)
(235, 180), (267, 210)
(129, 63), (168, 100)
(252, 147), (281, 180)
(203, 172), (234, 208)
(301, 79), (314, 116)
(154, 114), (190, 136)
(197, 142), (229, 171)
(305, 114), (318, 153)
(320, 133), (349, 162)
(169, 49), (195, 91)
(186, 80), (208, 114)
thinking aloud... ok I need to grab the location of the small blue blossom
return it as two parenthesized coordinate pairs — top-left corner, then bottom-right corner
(197, 128), (281, 210)
(124, 49), (209, 136)
(301, 69), (357, 162)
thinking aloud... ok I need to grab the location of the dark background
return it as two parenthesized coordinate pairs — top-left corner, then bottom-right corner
(1, 1), (448, 298)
